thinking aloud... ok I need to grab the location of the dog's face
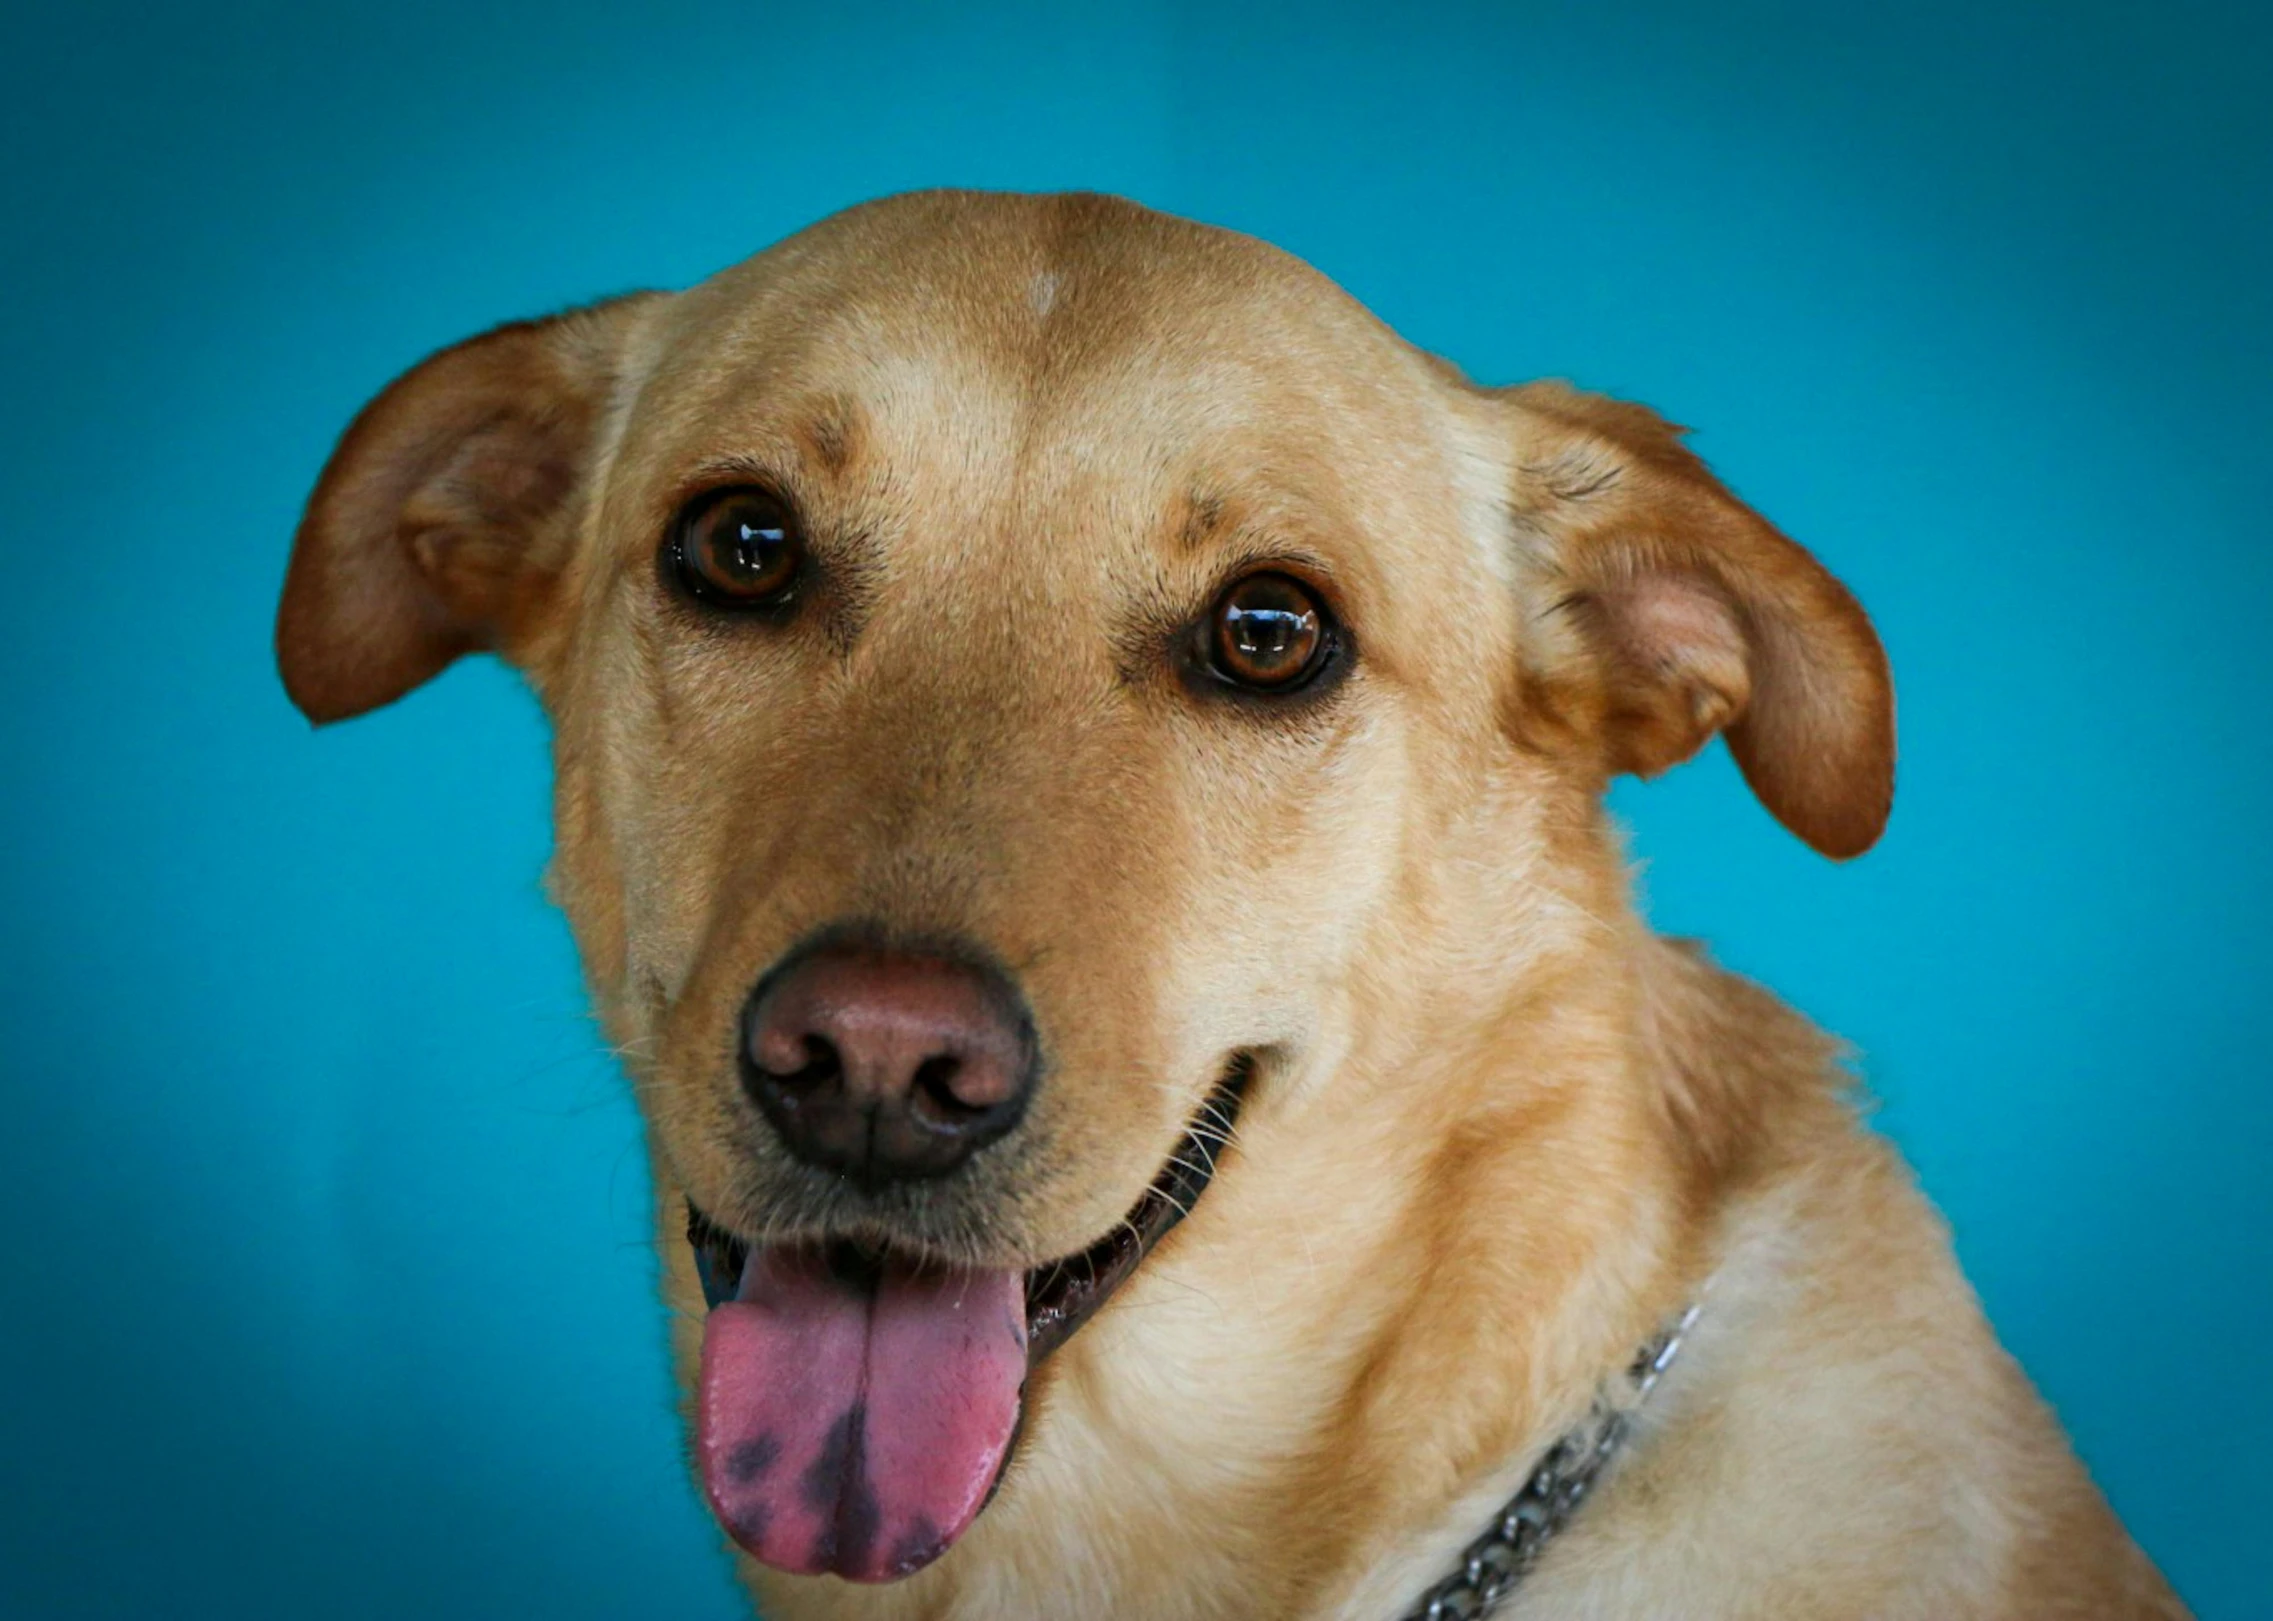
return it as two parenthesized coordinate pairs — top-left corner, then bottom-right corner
(558, 198), (1505, 1270)
(277, 191), (1891, 1585)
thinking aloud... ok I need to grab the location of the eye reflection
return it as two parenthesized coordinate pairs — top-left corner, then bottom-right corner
(1207, 573), (1327, 690)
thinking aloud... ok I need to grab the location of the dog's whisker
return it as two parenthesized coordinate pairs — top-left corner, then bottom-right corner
(1185, 1122), (1243, 1154)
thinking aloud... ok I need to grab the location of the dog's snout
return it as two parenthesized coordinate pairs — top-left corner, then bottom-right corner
(740, 942), (1035, 1186)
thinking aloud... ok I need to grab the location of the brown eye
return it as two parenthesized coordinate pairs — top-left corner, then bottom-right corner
(673, 487), (804, 607)
(1206, 572), (1330, 691)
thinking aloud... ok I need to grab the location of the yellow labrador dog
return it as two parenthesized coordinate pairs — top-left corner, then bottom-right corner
(277, 191), (2185, 1619)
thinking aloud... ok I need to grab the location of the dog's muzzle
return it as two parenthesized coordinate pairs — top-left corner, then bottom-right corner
(685, 1053), (1252, 1583)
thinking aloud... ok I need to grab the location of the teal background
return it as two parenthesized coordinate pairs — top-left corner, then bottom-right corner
(2, 2), (2265, 1614)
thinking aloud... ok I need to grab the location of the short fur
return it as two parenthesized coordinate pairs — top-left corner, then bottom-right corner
(277, 190), (2184, 1619)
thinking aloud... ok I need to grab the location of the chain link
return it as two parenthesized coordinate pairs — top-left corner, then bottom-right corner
(1397, 1301), (1701, 1621)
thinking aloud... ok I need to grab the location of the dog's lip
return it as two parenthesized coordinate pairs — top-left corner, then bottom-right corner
(684, 1054), (1253, 1362)
(1023, 1054), (1252, 1362)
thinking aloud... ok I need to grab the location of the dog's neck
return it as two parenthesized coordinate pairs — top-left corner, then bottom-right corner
(1394, 1295), (1703, 1620)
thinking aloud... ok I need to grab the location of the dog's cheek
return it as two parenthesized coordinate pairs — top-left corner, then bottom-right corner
(560, 644), (748, 1034)
(546, 756), (634, 1019)
(1175, 701), (1418, 1031)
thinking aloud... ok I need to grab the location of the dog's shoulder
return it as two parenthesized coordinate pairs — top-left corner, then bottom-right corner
(1535, 943), (2188, 1617)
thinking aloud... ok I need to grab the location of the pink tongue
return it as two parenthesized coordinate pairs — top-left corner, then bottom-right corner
(697, 1245), (1027, 1583)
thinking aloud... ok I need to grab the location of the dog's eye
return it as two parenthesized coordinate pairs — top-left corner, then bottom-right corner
(1205, 573), (1329, 691)
(672, 487), (804, 608)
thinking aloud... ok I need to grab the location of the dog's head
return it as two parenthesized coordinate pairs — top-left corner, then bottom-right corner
(277, 190), (1890, 1583)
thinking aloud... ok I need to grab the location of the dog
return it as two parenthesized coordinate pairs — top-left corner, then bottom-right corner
(276, 190), (2185, 1619)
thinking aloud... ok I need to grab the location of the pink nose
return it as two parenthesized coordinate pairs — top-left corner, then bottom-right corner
(740, 942), (1036, 1187)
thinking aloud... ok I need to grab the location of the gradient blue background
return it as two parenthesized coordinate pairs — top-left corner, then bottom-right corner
(3, 2), (2265, 1615)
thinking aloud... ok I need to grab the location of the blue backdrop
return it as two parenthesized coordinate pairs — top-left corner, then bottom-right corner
(2, 3), (2264, 1615)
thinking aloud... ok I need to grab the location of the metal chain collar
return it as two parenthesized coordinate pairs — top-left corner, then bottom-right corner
(1396, 1301), (1702, 1621)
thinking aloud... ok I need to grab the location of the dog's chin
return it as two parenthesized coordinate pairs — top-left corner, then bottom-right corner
(682, 1055), (1252, 1584)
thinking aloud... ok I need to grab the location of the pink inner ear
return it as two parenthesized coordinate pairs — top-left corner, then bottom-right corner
(1610, 574), (1747, 678)
(1597, 573), (1753, 771)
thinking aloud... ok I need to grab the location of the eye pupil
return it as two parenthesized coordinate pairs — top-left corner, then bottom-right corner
(1209, 573), (1327, 690)
(675, 488), (803, 606)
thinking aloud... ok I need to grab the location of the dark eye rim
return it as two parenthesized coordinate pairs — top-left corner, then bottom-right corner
(1187, 568), (1349, 700)
(665, 483), (808, 612)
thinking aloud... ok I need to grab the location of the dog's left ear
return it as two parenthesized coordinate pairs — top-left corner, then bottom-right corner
(276, 291), (663, 724)
(1497, 381), (1894, 859)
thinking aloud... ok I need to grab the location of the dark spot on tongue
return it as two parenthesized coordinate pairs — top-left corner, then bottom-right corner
(888, 1516), (948, 1578)
(725, 1434), (781, 1486)
(721, 1497), (771, 1549)
(800, 1404), (862, 1514)
(802, 1402), (881, 1575)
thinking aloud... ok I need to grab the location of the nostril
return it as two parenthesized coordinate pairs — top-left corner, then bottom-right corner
(910, 1053), (982, 1123)
(749, 1023), (842, 1087)
(784, 1033), (841, 1087)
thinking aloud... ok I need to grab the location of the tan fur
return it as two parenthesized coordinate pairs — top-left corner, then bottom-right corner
(277, 190), (2185, 1618)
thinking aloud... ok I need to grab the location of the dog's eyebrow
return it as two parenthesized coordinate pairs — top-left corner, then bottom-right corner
(1175, 490), (1231, 554)
(1170, 489), (1345, 585)
(664, 396), (869, 511)
(793, 394), (863, 478)
(671, 397), (865, 496)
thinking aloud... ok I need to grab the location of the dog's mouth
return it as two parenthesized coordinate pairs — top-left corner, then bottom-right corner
(684, 1058), (1250, 1584)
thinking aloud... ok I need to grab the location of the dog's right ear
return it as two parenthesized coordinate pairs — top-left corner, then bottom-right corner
(275, 292), (662, 724)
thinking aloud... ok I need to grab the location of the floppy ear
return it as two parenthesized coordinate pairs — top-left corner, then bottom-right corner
(1500, 381), (1895, 859)
(275, 292), (662, 724)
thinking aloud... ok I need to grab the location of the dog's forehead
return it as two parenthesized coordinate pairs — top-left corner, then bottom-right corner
(617, 192), (1449, 520)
